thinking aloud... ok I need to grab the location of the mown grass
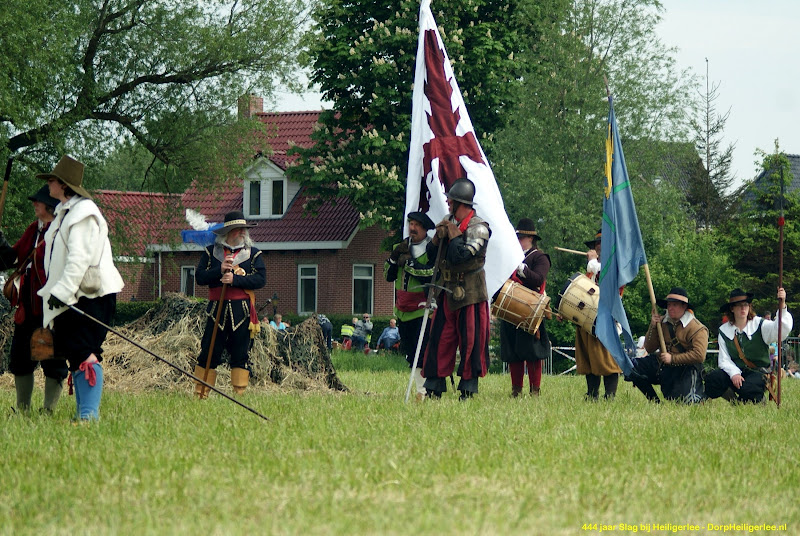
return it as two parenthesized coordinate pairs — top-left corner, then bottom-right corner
(1, 350), (798, 535)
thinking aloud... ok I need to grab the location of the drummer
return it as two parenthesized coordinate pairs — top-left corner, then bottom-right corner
(574, 230), (621, 400)
(499, 218), (551, 397)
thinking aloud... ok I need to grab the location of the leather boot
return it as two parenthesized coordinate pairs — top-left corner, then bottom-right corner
(14, 374), (34, 413)
(231, 367), (249, 395)
(194, 365), (217, 399)
(511, 385), (523, 398)
(43, 377), (64, 413)
(530, 386), (540, 397)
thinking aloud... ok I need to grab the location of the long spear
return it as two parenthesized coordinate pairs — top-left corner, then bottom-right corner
(65, 303), (270, 421)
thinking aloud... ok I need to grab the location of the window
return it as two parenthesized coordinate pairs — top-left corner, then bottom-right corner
(272, 179), (284, 215)
(298, 264), (318, 314)
(181, 266), (196, 297)
(352, 264), (373, 315)
(249, 181), (261, 215)
(245, 178), (286, 218)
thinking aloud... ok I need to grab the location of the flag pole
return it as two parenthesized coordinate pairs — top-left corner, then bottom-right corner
(642, 264), (667, 354)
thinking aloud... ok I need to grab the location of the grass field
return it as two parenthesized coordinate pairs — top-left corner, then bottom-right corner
(1, 350), (798, 535)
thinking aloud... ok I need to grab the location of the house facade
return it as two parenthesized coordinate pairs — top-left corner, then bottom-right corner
(97, 105), (396, 317)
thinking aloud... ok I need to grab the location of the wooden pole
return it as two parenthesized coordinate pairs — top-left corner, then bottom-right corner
(0, 159), (13, 224)
(776, 165), (785, 408)
(202, 283), (228, 384)
(642, 264), (667, 353)
(554, 246), (588, 256)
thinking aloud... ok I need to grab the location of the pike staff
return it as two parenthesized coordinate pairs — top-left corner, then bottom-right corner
(65, 303), (270, 421)
(776, 165), (785, 407)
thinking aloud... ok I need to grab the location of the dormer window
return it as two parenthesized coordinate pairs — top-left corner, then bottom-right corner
(245, 177), (287, 218)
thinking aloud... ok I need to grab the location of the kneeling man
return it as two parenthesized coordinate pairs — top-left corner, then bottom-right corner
(628, 287), (708, 403)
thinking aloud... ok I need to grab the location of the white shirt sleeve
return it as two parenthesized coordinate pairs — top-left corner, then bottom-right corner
(717, 332), (742, 378)
(761, 310), (793, 343)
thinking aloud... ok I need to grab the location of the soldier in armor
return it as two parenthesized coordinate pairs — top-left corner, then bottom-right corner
(422, 178), (491, 400)
(194, 211), (266, 397)
(384, 211), (435, 400)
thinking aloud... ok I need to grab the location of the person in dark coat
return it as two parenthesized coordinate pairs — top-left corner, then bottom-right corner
(194, 211), (266, 397)
(499, 218), (551, 397)
(0, 185), (67, 413)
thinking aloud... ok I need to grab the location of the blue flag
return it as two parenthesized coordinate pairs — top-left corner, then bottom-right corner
(596, 97), (647, 376)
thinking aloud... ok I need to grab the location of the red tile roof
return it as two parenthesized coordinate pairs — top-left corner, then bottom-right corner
(95, 190), (185, 256)
(101, 111), (363, 253)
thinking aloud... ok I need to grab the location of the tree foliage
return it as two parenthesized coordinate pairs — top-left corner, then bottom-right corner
(0, 0), (308, 235)
(687, 62), (735, 229)
(288, 0), (529, 230)
(720, 143), (799, 315)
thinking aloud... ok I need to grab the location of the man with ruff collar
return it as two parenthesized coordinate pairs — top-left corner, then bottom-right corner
(194, 211), (266, 397)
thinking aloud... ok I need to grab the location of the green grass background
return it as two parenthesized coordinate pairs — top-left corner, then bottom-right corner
(1, 350), (797, 535)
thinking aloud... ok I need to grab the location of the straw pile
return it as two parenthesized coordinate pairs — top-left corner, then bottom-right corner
(0, 293), (347, 394)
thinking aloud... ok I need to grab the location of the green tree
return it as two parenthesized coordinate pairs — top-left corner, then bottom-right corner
(721, 143), (799, 315)
(288, 0), (531, 231)
(0, 0), (307, 235)
(687, 59), (735, 229)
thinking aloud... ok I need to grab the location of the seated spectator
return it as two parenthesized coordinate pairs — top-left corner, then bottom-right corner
(376, 319), (401, 351)
(270, 313), (287, 331)
(351, 314), (373, 351)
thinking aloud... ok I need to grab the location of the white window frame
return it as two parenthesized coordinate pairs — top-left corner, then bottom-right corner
(298, 264), (318, 314)
(180, 265), (196, 297)
(352, 264), (374, 315)
(244, 177), (288, 219)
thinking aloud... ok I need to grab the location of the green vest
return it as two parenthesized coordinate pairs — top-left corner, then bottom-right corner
(383, 245), (433, 322)
(719, 320), (770, 370)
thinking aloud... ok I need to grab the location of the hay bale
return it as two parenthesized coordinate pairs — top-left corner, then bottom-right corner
(0, 293), (347, 394)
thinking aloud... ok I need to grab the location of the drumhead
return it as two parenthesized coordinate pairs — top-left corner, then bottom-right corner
(556, 272), (583, 311)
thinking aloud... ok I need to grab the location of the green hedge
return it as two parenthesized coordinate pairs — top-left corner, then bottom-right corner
(112, 300), (159, 326)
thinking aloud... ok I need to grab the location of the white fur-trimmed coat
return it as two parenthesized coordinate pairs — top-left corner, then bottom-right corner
(38, 196), (124, 328)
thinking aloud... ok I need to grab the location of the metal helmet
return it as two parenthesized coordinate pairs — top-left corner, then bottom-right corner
(446, 178), (475, 205)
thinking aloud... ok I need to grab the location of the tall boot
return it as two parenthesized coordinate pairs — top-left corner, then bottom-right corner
(231, 367), (249, 396)
(43, 377), (64, 414)
(633, 380), (661, 403)
(603, 373), (619, 400)
(73, 362), (103, 421)
(14, 374), (35, 413)
(585, 374), (600, 401)
(194, 365), (217, 399)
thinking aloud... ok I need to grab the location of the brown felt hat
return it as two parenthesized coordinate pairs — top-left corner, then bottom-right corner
(515, 218), (542, 241)
(36, 155), (91, 199)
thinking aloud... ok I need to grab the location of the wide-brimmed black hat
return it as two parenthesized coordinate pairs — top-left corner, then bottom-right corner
(657, 287), (693, 310)
(584, 229), (601, 249)
(28, 184), (59, 209)
(407, 211), (435, 230)
(35, 155), (91, 199)
(212, 210), (257, 235)
(515, 218), (542, 241)
(719, 288), (754, 313)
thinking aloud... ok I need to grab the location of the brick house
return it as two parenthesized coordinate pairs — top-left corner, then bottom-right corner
(96, 106), (395, 317)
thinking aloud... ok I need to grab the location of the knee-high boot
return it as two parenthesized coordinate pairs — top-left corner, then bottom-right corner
(73, 362), (103, 421)
(603, 373), (619, 400)
(585, 374), (601, 400)
(43, 376), (64, 413)
(193, 365), (217, 399)
(14, 374), (35, 412)
(231, 368), (249, 395)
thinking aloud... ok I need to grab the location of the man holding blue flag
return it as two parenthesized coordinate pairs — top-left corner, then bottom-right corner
(595, 96), (648, 378)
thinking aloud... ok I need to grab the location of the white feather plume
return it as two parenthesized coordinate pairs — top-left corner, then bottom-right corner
(185, 208), (210, 231)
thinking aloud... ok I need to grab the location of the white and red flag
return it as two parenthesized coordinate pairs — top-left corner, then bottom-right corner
(404, 0), (522, 297)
